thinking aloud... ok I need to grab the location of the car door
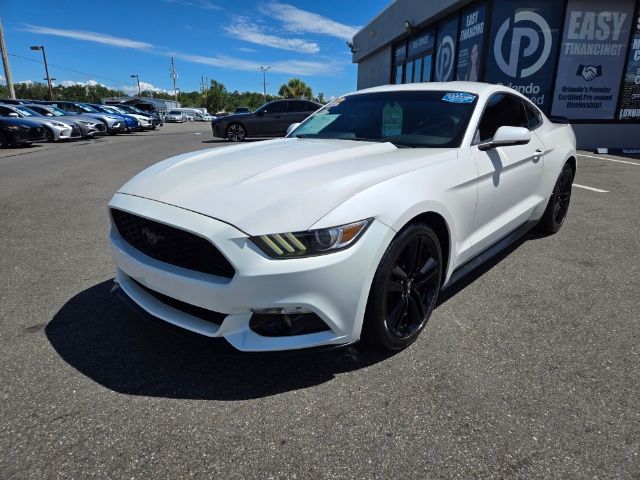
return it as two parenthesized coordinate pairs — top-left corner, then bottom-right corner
(253, 101), (287, 137)
(469, 93), (545, 254)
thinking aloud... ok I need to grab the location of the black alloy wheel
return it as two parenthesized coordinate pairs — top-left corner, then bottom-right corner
(364, 224), (442, 350)
(226, 123), (246, 142)
(538, 162), (574, 234)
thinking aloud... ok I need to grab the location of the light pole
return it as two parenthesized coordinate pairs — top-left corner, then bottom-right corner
(258, 66), (270, 102)
(30, 45), (53, 100)
(130, 74), (141, 96)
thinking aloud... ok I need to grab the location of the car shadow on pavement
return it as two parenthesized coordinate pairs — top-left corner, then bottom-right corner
(45, 280), (393, 401)
(46, 230), (546, 400)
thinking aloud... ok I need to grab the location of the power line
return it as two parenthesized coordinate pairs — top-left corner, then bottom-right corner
(7, 52), (132, 87)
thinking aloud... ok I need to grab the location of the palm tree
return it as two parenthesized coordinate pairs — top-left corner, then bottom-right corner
(278, 78), (313, 99)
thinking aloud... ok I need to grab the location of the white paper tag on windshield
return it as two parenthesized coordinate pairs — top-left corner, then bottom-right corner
(382, 103), (403, 136)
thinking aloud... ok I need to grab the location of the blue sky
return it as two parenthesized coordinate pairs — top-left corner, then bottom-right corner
(1, 0), (390, 99)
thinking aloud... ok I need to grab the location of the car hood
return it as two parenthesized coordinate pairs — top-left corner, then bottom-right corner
(117, 138), (456, 234)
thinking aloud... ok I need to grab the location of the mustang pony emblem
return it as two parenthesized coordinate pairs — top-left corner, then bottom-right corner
(141, 227), (165, 247)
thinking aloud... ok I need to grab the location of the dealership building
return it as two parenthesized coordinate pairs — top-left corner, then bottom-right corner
(351, 0), (640, 150)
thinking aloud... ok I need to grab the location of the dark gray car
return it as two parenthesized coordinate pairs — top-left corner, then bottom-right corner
(212, 99), (321, 142)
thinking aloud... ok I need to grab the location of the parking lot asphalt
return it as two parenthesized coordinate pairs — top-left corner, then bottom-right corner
(0, 122), (638, 479)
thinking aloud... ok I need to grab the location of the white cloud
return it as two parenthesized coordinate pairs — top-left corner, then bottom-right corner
(16, 80), (34, 85)
(59, 79), (106, 88)
(22, 24), (154, 50)
(226, 17), (319, 54)
(162, 0), (220, 10)
(123, 81), (172, 95)
(237, 47), (257, 53)
(262, 2), (358, 41)
(169, 51), (340, 76)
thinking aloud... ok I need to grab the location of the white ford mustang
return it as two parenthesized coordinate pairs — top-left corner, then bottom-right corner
(108, 82), (576, 352)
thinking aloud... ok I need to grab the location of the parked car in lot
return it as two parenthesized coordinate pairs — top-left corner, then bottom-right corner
(164, 110), (188, 123)
(0, 116), (47, 147)
(0, 104), (81, 141)
(212, 99), (321, 141)
(46, 101), (126, 135)
(86, 104), (141, 132)
(100, 104), (154, 130)
(23, 103), (107, 137)
(109, 82), (576, 352)
(113, 104), (163, 128)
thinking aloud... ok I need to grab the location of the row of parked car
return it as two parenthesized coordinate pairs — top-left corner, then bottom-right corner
(0, 98), (166, 148)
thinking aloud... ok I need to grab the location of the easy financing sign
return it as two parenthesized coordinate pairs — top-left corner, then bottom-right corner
(551, 0), (634, 120)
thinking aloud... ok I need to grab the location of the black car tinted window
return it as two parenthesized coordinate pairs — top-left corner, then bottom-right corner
(477, 94), (528, 142)
(262, 102), (285, 114)
(0, 106), (12, 115)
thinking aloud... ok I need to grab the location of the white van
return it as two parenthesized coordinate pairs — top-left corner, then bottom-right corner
(173, 108), (212, 122)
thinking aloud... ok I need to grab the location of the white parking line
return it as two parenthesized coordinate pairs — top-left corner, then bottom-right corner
(574, 183), (609, 193)
(577, 153), (640, 166)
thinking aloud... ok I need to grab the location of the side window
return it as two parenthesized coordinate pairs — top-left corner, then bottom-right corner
(263, 102), (285, 114)
(522, 100), (542, 130)
(476, 94), (528, 142)
(0, 106), (12, 116)
(287, 100), (306, 113)
(306, 102), (320, 112)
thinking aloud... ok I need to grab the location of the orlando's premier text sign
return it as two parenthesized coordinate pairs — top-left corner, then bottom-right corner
(551, 0), (634, 119)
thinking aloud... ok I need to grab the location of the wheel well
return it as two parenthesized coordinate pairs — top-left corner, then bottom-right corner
(566, 156), (576, 178)
(404, 212), (451, 278)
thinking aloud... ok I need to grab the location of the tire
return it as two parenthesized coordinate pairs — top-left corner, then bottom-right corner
(226, 123), (246, 142)
(0, 131), (9, 148)
(363, 223), (443, 350)
(44, 128), (55, 142)
(537, 162), (574, 234)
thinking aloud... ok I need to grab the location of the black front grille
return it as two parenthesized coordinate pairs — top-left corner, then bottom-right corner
(111, 208), (235, 278)
(71, 125), (81, 136)
(96, 123), (106, 132)
(130, 277), (226, 325)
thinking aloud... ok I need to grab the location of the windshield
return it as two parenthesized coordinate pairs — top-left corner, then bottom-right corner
(168, 111), (181, 115)
(79, 105), (98, 113)
(14, 106), (41, 117)
(290, 91), (477, 148)
(108, 106), (126, 114)
(48, 106), (69, 116)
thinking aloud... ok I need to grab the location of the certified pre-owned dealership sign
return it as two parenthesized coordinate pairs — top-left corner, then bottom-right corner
(485, 0), (562, 112)
(551, 0), (634, 120)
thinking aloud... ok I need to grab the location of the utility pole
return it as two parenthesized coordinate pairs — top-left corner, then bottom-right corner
(130, 74), (141, 96)
(30, 45), (53, 100)
(170, 57), (178, 102)
(0, 18), (16, 99)
(258, 66), (270, 102)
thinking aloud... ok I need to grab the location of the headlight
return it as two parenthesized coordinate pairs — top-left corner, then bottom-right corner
(251, 219), (372, 259)
(78, 120), (94, 126)
(5, 125), (20, 131)
(106, 115), (119, 120)
(51, 122), (66, 127)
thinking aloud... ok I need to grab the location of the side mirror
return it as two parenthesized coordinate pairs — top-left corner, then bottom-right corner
(7, 112), (19, 118)
(478, 126), (531, 151)
(286, 123), (301, 135)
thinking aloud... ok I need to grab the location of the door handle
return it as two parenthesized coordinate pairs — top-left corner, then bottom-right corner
(535, 148), (544, 154)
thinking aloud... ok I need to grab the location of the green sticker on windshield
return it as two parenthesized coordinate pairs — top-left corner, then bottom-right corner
(382, 102), (403, 137)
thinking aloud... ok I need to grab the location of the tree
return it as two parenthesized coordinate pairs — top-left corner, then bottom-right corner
(278, 78), (313, 99)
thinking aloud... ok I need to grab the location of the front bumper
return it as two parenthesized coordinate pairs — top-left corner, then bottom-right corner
(108, 193), (393, 352)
